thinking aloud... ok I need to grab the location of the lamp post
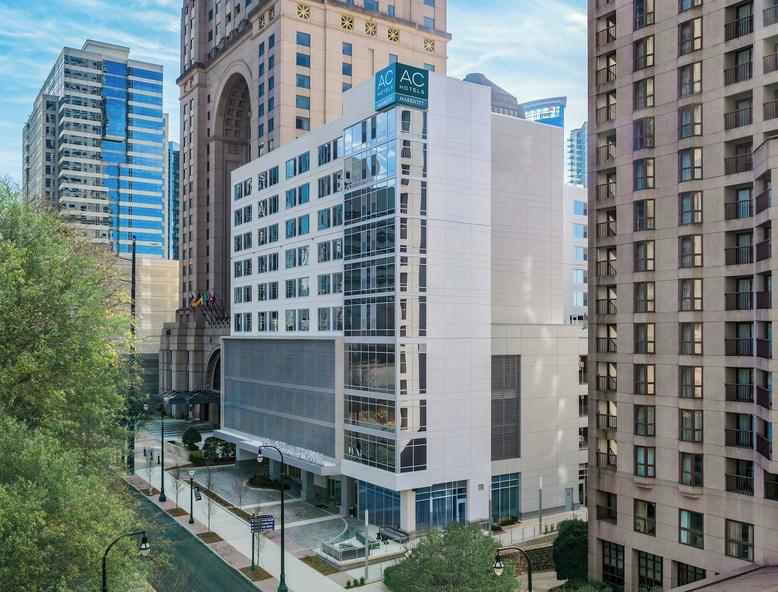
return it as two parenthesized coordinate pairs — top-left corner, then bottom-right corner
(158, 410), (166, 502)
(101, 530), (150, 592)
(492, 546), (533, 592)
(257, 445), (287, 592)
(189, 469), (195, 524)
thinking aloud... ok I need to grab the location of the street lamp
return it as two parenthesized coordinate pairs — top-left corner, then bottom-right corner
(158, 407), (166, 503)
(188, 469), (195, 524)
(101, 531), (150, 592)
(492, 546), (533, 592)
(257, 445), (288, 592)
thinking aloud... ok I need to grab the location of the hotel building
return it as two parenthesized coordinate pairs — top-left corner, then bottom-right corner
(588, 0), (778, 589)
(219, 65), (585, 536)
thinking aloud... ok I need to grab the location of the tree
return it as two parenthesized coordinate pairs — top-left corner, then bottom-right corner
(0, 180), (151, 590)
(552, 519), (588, 582)
(182, 427), (202, 450)
(202, 436), (236, 463)
(383, 523), (517, 592)
(230, 473), (249, 510)
(0, 416), (152, 591)
(203, 467), (216, 532)
(171, 466), (186, 509)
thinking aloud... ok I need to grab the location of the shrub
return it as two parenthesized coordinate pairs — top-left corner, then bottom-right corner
(552, 519), (588, 582)
(346, 581), (352, 589)
(202, 436), (235, 463)
(248, 473), (290, 490)
(359, 577), (365, 585)
(189, 451), (206, 466)
(182, 427), (202, 450)
(495, 515), (517, 527)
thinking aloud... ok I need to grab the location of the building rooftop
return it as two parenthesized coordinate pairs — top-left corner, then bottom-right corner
(462, 72), (520, 115)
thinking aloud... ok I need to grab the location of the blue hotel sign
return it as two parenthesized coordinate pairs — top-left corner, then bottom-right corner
(375, 63), (429, 111)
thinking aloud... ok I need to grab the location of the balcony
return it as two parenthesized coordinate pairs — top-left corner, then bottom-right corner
(756, 338), (772, 359)
(597, 261), (616, 277)
(596, 65), (616, 87)
(597, 182), (616, 201)
(726, 473), (754, 496)
(725, 106), (753, 130)
(724, 62), (753, 85)
(725, 338), (753, 356)
(596, 337), (617, 353)
(597, 452), (617, 470)
(596, 220), (616, 238)
(597, 144), (616, 164)
(596, 104), (616, 124)
(596, 504), (617, 523)
(765, 100), (778, 123)
(725, 383), (754, 402)
(596, 376), (617, 392)
(725, 15), (754, 40)
(756, 291), (772, 309)
(725, 429), (754, 448)
(596, 299), (617, 315)
(766, 480), (778, 501)
(597, 413), (618, 430)
(725, 153), (753, 174)
(766, 5), (778, 26)
(756, 239), (771, 261)
(725, 200), (753, 220)
(596, 26), (616, 47)
(725, 291), (753, 310)
(756, 189), (772, 214)
(766, 53), (778, 74)
(757, 434), (772, 460)
(725, 245), (753, 265)
(757, 386), (772, 409)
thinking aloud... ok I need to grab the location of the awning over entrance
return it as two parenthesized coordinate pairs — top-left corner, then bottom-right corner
(157, 390), (221, 406)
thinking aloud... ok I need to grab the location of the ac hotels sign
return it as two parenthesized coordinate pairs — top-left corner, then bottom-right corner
(374, 62), (429, 110)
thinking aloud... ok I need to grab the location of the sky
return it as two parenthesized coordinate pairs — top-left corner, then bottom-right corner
(0, 0), (586, 183)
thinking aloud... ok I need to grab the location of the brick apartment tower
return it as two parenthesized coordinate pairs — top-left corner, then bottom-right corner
(588, 0), (778, 589)
(159, 0), (449, 420)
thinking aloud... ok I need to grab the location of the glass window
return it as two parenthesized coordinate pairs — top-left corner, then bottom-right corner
(680, 322), (703, 355)
(342, 42), (352, 56)
(677, 562), (706, 586)
(634, 199), (655, 231)
(679, 278), (703, 311)
(680, 509), (704, 548)
(679, 147), (704, 181)
(296, 73), (310, 89)
(634, 405), (656, 435)
(634, 240), (655, 272)
(725, 520), (754, 561)
(634, 78), (655, 110)
(679, 104), (703, 138)
(296, 52), (310, 68)
(634, 499), (656, 535)
(679, 366), (703, 398)
(634, 158), (655, 190)
(680, 409), (703, 442)
(680, 452), (704, 485)
(634, 36), (654, 70)
(635, 446), (656, 477)
(602, 540), (625, 592)
(679, 18), (703, 55)
(296, 31), (311, 46)
(679, 234), (703, 267)
(634, 322), (655, 353)
(634, 0), (655, 29)
(679, 62), (703, 96)
(573, 200), (587, 216)
(679, 191), (703, 224)
(491, 473), (520, 521)
(634, 117), (655, 150)
(296, 95), (310, 110)
(415, 481), (468, 532)
(635, 364), (655, 395)
(637, 550), (663, 590)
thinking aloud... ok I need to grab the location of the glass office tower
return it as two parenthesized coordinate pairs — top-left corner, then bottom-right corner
(23, 40), (167, 257)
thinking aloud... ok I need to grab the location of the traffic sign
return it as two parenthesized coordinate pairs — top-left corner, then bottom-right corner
(251, 513), (275, 532)
(193, 487), (202, 501)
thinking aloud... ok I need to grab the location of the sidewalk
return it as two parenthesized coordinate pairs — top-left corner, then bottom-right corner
(134, 462), (345, 592)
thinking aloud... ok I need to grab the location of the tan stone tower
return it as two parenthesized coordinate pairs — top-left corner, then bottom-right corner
(588, 0), (778, 589)
(160, 0), (449, 418)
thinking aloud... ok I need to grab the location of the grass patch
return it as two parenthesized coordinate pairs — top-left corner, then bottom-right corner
(197, 531), (223, 544)
(240, 566), (273, 581)
(300, 555), (337, 575)
(168, 507), (188, 517)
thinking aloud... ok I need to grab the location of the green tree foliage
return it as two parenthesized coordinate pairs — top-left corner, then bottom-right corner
(202, 436), (236, 463)
(182, 427), (203, 450)
(552, 519), (589, 582)
(0, 178), (153, 590)
(0, 177), (131, 459)
(384, 523), (517, 592)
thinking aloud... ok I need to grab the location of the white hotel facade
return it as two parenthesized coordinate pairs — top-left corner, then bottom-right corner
(219, 66), (586, 534)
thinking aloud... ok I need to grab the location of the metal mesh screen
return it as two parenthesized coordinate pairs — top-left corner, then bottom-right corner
(491, 355), (521, 461)
(223, 339), (337, 457)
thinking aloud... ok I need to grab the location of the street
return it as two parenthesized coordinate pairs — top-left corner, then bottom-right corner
(132, 487), (257, 592)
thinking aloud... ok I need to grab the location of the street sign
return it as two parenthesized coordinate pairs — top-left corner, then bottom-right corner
(193, 487), (202, 501)
(251, 513), (275, 533)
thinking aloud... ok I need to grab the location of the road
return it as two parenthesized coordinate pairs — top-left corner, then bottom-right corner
(132, 489), (258, 592)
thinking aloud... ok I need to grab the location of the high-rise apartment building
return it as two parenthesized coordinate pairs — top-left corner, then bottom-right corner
(159, 0), (450, 406)
(166, 139), (181, 260)
(22, 40), (167, 258)
(588, 1), (778, 589)
(568, 121), (588, 187)
(218, 66), (586, 537)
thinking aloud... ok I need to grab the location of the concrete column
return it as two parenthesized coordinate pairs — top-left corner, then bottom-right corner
(235, 446), (253, 462)
(399, 489), (416, 533)
(301, 470), (315, 501)
(268, 459), (280, 480)
(341, 475), (356, 516)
